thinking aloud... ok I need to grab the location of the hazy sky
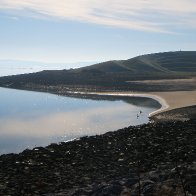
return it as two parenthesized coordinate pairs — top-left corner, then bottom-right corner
(0, 0), (196, 63)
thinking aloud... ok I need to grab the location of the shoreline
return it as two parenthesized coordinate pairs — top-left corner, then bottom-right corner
(1, 86), (196, 118)
(75, 90), (196, 117)
(74, 91), (169, 117)
(0, 87), (195, 156)
(70, 90), (196, 122)
(0, 86), (169, 116)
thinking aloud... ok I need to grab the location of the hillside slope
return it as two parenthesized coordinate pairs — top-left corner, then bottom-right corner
(0, 51), (195, 91)
(75, 51), (196, 73)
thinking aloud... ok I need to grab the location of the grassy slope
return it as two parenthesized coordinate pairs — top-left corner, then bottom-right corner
(74, 51), (196, 73)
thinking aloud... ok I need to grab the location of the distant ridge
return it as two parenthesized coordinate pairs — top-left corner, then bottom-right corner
(0, 51), (196, 91)
(0, 60), (98, 76)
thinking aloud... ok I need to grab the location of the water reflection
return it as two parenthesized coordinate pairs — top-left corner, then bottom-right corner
(0, 87), (160, 154)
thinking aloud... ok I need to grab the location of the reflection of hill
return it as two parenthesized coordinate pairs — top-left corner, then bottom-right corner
(71, 94), (161, 109)
(0, 51), (196, 91)
(121, 97), (161, 108)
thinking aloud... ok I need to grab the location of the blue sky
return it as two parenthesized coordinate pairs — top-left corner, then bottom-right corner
(0, 0), (196, 63)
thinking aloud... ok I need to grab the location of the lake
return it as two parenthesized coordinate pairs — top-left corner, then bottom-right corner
(0, 87), (161, 154)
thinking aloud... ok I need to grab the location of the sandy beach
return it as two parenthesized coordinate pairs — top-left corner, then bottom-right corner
(147, 91), (196, 114)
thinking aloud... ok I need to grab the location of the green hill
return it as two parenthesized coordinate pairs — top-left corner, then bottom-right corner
(0, 51), (196, 91)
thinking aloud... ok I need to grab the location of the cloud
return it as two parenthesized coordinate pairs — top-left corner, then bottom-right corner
(0, 0), (196, 32)
(0, 104), (138, 138)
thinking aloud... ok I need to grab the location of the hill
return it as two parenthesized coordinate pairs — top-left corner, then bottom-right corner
(75, 51), (196, 73)
(0, 51), (196, 92)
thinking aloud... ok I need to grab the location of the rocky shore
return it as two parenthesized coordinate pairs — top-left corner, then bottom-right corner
(0, 119), (195, 195)
(151, 105), (196, 122)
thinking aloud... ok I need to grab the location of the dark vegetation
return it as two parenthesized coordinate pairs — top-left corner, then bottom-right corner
(0, 51), (196, 92)
(0, 119), (195, 195)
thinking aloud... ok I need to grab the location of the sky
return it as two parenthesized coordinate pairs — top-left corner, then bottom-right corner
(0, 0), (196, 64)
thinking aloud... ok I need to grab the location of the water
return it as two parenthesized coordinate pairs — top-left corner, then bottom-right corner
(0, 61), (97, 76)
(0, 87), (160, 154)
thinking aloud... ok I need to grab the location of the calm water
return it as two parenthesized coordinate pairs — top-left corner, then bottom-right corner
(0, 87), (160, 154)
